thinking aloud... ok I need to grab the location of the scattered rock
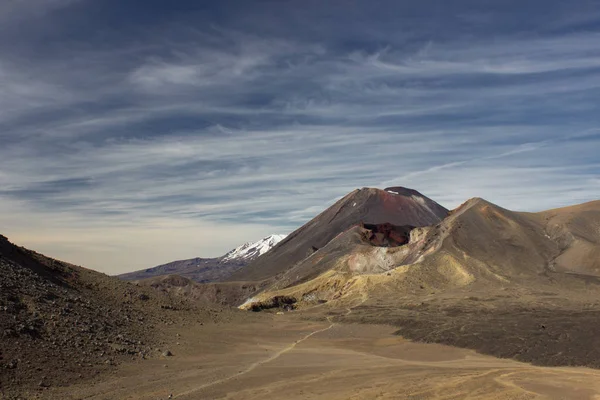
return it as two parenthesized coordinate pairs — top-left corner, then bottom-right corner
(249, 296), (297, 312)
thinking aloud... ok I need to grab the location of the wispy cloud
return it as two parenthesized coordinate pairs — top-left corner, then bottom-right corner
(0, 0), (83, 24)
(0, 1), (599, 273)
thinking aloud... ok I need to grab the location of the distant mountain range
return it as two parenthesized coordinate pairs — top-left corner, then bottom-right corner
(118, 234), (287, 282)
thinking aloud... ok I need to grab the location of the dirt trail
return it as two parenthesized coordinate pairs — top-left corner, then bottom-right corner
(174, 321), (336, 398)
(174, 307), (355, 398)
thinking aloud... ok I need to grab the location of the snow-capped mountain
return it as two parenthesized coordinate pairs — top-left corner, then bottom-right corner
(118, 234), (287, 283)
(221, 234), (287, 262)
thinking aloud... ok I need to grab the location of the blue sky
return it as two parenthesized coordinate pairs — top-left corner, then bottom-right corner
(1, 0), (599, 273)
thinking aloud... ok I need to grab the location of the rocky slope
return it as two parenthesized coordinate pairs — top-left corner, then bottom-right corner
(0, 235), (227, 398)
(118, 234), (286, 283)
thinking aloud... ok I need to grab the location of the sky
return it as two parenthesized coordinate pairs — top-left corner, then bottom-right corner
(1, 0), (600, 274)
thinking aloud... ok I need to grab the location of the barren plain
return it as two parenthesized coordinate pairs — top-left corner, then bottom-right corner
(40, 311), (600, 400)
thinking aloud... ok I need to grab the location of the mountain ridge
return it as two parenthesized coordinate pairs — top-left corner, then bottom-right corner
(222, 234), (287, 262)
(118, 234), (286, 283)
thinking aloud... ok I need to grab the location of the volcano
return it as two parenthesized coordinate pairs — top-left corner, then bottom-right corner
(228, 187), (448, 282)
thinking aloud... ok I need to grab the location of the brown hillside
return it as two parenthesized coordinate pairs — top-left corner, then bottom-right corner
(532, 200), (600, 277)
(0, 235), (227, 397)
